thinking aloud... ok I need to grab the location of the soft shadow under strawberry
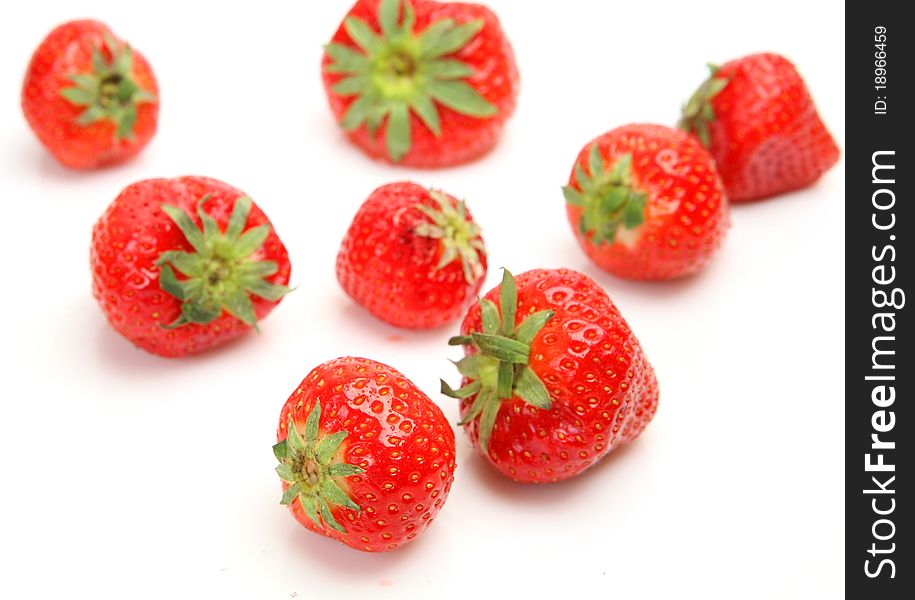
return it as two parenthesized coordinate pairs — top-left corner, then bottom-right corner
(462, 436), (648, 507)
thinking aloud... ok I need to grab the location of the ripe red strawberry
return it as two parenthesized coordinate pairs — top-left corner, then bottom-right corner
(563, 124), (729, 280)
(679, 53), (840, 202)
(91, 176), (291, 357)
(322, 0), (519, 167)
(22, 20), (159, 169)
(443, 269), (658, 483)
(274, 357), (456, 552)
(337, 181), (487, 329)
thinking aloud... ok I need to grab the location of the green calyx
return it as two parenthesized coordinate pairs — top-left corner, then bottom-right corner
(441, 269), (554, 453)
(678, 63), (729, 147)
(273, 401), (365, 534)
(59, 33), (156, 141)
(156, 195), (291, 330)
(562, 145), (648, 244)
(414, 190), (486, 284)
(326, 0), (497, 161)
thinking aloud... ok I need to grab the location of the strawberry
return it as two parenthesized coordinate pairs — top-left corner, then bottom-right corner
(91, 176), (291, 358)
(442, 269), (658, 483)
(21, 20), (158, 169)
(563, 124), (729, 280)
(274, 357), (456, 552)
(322, 0), (519, 167)
(679, 53), (840, 202)
(337, 181), (487, 329)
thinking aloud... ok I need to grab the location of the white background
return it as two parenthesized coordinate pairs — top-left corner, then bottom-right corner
(0, 1), (844, 598)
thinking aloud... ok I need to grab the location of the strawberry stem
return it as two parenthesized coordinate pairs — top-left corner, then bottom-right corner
(442, 269), (553, 453)
(273, 401), (365, 534)
(678, 63), (729, 147)
(413, 190), (486, 284)
(59, 33), (156, 141)
(326, 0), (497, 161)
(562, 146), (648, 245)
(156, 195), (291, 329)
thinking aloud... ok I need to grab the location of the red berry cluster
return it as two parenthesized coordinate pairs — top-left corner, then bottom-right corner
(21, 0), (838, 553)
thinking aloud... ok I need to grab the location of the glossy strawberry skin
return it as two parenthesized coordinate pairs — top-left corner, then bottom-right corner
(21, 20), (159, 169)
(702, 53), (839, 202)
(458, 269), (658, 483)
(566, 124), (729, 280)
(90, 177), (290, 358)
(322, 0), (519, 167)
(277, 357), (456, 552)
(337, 181), (487, 329)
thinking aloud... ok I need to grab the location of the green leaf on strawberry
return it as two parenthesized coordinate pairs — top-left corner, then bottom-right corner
(442, 269), (553, 453)
(678, 63), (730, 148)
(562, 145), (649, 245)
(59, 33), (157, 141)
(156, 195), (291, 330)
(274, 401), (365, 534)
(413, 190), (486, 284)
(326, 0), (497, 161)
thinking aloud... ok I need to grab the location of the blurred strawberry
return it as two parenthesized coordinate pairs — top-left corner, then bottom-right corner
(322, 0), (519, 167)
(22, 20), (158, 168)
(679, 53), (839, 202)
